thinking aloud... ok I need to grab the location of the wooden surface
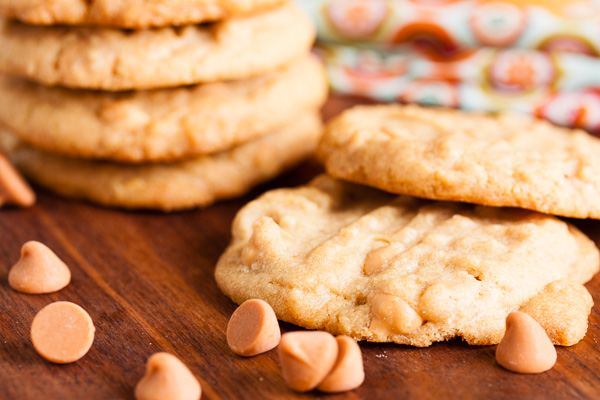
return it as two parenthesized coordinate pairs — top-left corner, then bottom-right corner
(1, 95), (600, 400)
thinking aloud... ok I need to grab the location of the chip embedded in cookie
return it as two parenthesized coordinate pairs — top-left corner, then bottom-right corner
(318, 105), (600, 219)
(215, 175), (599, 347)
(0, 0), (286, 28)
(0, 4), (314, 90)
(0, 56), (327, 162)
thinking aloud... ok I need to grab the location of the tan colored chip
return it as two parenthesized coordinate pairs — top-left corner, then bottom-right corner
(496, 311), (557, 374)
(317, 336), (364, 393)
(319, 104), (600, 219)
(278, 331), (338, 392)
(215, 175), (599, 346)
(0, 4), (314, 90)
(0, 112), (322, 210)
(227, 299), (281, 357)
(0, 151), (35, 207)
(0, 56), (326, 162)
(135, 352), (201, 400)
(0, 0), (286, 28)
(8, 241), (71, 294)
(31, 301), (95, 364)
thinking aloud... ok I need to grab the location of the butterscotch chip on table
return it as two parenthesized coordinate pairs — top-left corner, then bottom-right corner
(215, 175), (599, 347)
(0, 0), (286, 28)
(496, 312), (557, 374)
(8, 240), (71, 294)
(0, 112), (322, 211)
(0, 4), (314, 91)
(319, 104), (600, 219)
(227, 299), (280, 357)
(278, 331), (338, 392)
(0, 55), (327, 162)
(31, 301), (95, 364)
(135, 352), (201, 400)
(0, 151), (35, 207)
(317, 336), (364, 393)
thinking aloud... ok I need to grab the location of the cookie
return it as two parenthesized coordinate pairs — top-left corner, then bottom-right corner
(0, 4), (314, 90)
(318, 105), (600, 219)
(0, 0), (286, 28)
(0, 113), (322, 211)
(215, 175), (599, 347)
(0, 56), (326, 162)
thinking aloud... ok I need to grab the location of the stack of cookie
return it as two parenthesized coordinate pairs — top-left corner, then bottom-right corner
(0, 0), (327, 210)
(216, 104), (600, 348)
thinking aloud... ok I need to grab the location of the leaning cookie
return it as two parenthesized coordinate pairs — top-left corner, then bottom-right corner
(319, 105), (600, 219)
(0, 4), (314, 90)
(0, 0), (286, 28)
(0, 113), (322, 211)
(215, 175), (599, 347)
(0, 56), (326, 162)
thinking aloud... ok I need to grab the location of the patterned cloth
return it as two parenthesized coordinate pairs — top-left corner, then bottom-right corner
(298, 0), (600, 129)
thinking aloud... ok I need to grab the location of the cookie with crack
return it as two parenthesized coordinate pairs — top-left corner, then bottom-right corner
(0, 0), (286, 28)
(215, 175), (599, 346)
(0, 113), (322, 211)
(319, 105), (600, 219)
(0, 56), (326, 162)
(0, 4), (314, 90)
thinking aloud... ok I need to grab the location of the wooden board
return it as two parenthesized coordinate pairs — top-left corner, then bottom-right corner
(1, 96), (599, 399)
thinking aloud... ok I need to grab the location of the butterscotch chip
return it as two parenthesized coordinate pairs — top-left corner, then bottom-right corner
(0, 112), (322, 210)
(0, 4), (314, 91)
(135, 352), (201, 400)
(8, 241), (70, 294)
(0, 151), (35, 207)
(31, 301), (95, 364)
(0, 56), (327, 162)
(215, 175), (599, 346)
(319, 104), (600, 219)
(278, 331), (338, 392)
(317, 336), (364, 393)
(0, 0), (286, 28)
(496, 312), (557, 374)
(227, 299), (280, 357)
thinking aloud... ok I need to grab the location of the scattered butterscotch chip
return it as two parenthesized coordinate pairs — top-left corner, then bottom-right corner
(30, 301), (95, 364)
(8, 241), (71, 294)
(278, 331), (338, 392)
(317, 336), (365, 393)
(496, 311), (557, 374)
(227, 299), (281, 357)
(135, 352), (202, 400)
(0, 151), (35, 207)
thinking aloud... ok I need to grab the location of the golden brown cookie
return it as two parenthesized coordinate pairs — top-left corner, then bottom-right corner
(0, 113), (322, 211)
(319, 105), (600, 219)
(0, 0), (286, 28)
(0, 56), (326, 162)
(215, 175), (599, 346)
(0, 4), (314, 90)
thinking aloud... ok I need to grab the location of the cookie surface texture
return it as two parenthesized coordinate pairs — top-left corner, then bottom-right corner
(319, 105), (600, 219)
(0, 0), (286, 28)
(0, 4), (314, 90)
(0, 113), (322, 211)
(215, 175), (599, 346)
(0, 56), (326, 162)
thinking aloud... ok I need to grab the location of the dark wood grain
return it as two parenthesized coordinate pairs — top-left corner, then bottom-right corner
(1, 95), (600, 400)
